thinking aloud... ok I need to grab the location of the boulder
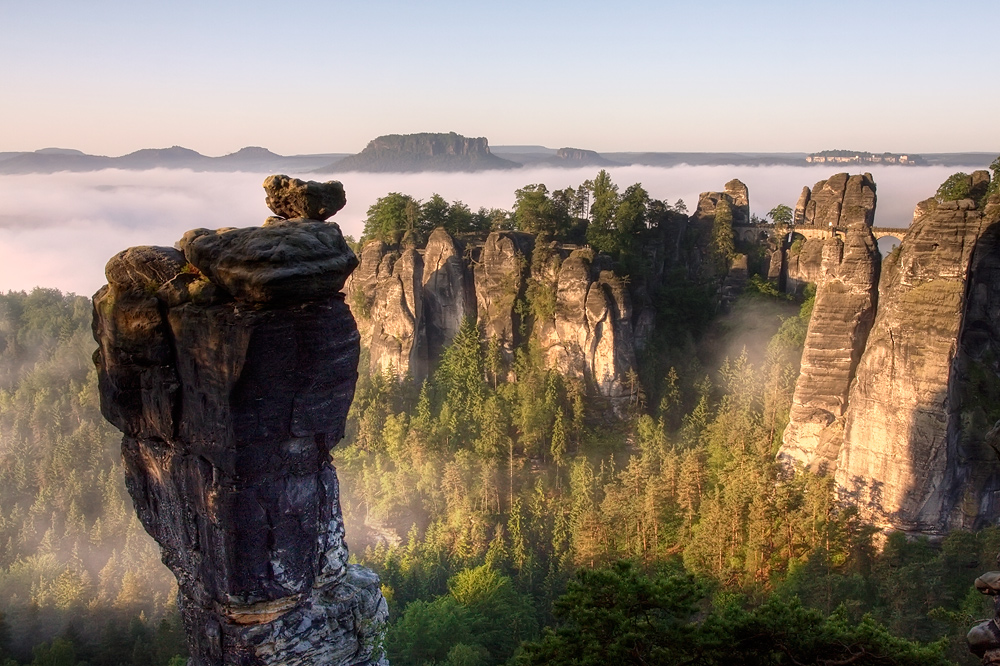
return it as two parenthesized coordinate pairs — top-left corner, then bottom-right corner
(263, 174), (346, 221)
(180, 219), (357, 304)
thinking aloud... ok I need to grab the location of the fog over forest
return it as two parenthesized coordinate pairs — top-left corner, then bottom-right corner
(0, 165), (963, 296)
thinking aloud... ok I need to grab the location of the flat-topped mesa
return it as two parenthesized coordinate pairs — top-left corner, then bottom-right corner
(778, 173), (880, 473)
(92, 176), (387, 666)
(836, 172), (1000, 533)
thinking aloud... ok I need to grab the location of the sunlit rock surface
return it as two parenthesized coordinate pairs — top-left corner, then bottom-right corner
(346, 228), (639, 406)
(778, 174), (880, 472)
(92, 176), (387, 666)
(785, 173), (878, 293)
(837, 174), (1000, 533)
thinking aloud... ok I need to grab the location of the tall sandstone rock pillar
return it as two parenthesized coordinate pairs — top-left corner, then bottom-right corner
(837, 173), (1000, 533)
(92, 176), (388, 665)
(778, 174), (880, 472)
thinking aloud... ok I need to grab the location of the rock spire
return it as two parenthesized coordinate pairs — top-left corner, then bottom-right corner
(778, 174), (880, 472)
(92, 176), (387, 666)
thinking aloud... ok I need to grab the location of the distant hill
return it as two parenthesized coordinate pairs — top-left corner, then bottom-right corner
(489, 146), (621, 168)
(0, 146), (348, 174)
(319, 132), (520, 173)
(0, 143), (993, 174)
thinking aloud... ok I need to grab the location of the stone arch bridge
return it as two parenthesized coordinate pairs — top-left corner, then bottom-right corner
(734, 224), (907, 244)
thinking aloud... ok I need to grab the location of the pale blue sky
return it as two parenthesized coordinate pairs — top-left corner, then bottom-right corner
(2, 0), (996, 155)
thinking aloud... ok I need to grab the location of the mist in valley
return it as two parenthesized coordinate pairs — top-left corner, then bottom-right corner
(0, 160), (986, 663)
(0, 164), (966, 296)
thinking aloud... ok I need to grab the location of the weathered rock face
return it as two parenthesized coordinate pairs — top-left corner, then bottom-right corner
(692, 179), (750, 227)
(262, 174), (346, 221)
(796, 172), (877, 228)
(779, 227), (880, 471)
(836, 179), (1000, 533)
(785, 237), (825, 293)
(533, 248), (638, 401)
(785, 173), (878, 293)
(422, 228), (471, 360)
(93, 176), (387, 666)
(474, 231), (532, 356)
(778, 174), (880, 471)
(346, 228), (638, 404)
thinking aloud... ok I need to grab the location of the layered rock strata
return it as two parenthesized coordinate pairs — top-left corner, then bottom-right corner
(836, 176), (1000, 532)
(93, 176), (387, 666)
(778, 174), (880, 471)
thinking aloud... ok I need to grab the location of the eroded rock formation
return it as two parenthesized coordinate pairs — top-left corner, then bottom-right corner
(346, 229), (638, 403)
(785, 173), (878, 293)
(691, 179), (750, 228)
(836, 175), (1000, 533)
(93, 176), (387, 666)
(778, 174), (880, 472)
(534, 247), (637, 401)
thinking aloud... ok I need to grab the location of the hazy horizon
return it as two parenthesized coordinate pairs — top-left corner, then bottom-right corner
(0, 164), (962, 297)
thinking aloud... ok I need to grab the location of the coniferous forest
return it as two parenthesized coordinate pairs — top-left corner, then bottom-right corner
(1, 170), (999, 665)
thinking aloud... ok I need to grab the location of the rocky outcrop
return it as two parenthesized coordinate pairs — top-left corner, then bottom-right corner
(779, 232), (880, 472)
(778, 174), (880, 472)
(785, 173), (878, 293)
(422, 228), (471, 360)
(371, 247), (426, 380)
(92, 176), (387, 666)
(474, 232), (532, 356)
(795, 172), (877, 228)
(262, 174), (346, 221)
(692, 179), (750, 227)
(785, 237), (825, 293)
(834, 174), (1000, 533)
(346, 228), (638, 403)
(325, 132), (520, 172)
(531, 248), (638, 401)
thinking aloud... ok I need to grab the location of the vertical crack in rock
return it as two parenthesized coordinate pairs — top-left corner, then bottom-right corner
(92, 176), (388, 666)
(778, 173), (880, 473)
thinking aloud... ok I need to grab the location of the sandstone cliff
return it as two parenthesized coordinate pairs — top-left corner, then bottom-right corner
(836, 174), (1000, 533)
(93, 176), (387, 666)
(785, 173), (878, 292)
(347, 229), (639, 403)
(691, 179), (750, 228)
(533, 247), (637, 401)
(778, 174), (880, 471)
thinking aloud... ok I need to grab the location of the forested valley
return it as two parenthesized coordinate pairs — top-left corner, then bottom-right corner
(0, 170), (997, 665)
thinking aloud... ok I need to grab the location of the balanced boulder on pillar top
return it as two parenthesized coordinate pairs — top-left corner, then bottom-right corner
(92, 176), (387, 666)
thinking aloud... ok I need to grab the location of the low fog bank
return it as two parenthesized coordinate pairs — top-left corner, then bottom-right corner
(0, 165), (969, 296)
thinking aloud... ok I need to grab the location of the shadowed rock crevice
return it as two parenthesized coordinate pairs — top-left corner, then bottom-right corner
(93, 176), (387, 666)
